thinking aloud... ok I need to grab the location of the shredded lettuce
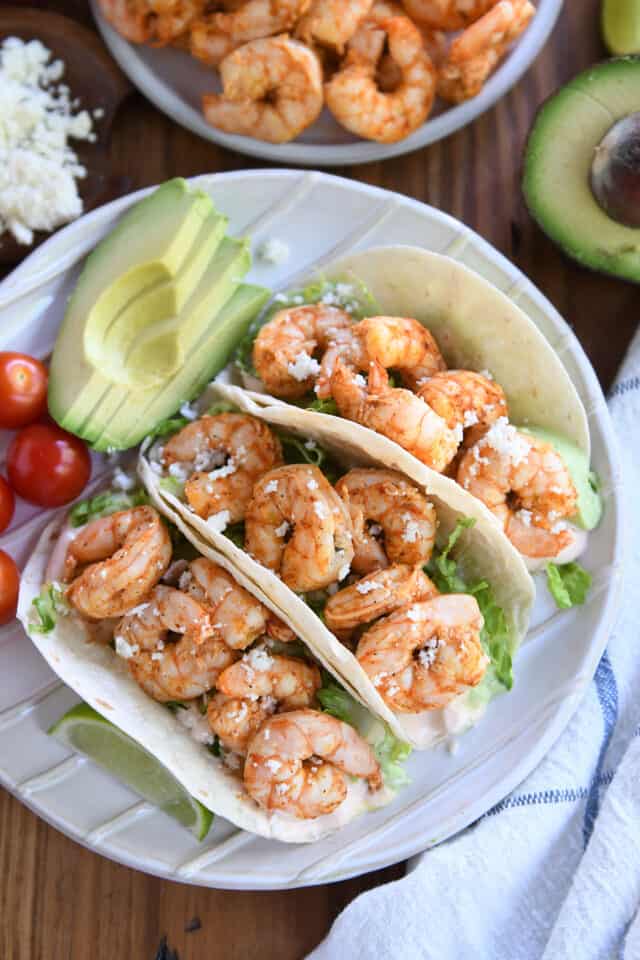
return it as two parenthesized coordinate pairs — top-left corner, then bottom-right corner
(302, 590), (328, 622)
(165, 700), (188, 713)
(318, 677), (412, 789)
(225, 521), (246, 549)
(234, 277), (378, 377)
(427, 517), (513, 690)
(278, 431), (340, 484)
(306, 396), (339, 416)
(31, 583), (69, 634)
(206, 402), (238, 416)
(159, 476), (184, 499)
(145, 415), (191, 442)
(546, 561), (592, 609)
(69, 487), (149, 528)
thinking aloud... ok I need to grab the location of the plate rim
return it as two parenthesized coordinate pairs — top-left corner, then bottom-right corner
(88, 0), (564, 166)
(0, 168), (626, 890)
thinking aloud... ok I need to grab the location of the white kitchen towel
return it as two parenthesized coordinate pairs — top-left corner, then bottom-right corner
(309, 331), (640, 960)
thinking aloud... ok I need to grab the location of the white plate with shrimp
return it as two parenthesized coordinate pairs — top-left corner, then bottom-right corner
(0, 169), (624, 889)
(89, 0), (563, 165)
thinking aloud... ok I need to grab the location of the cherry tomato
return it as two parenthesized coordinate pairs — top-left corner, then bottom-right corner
(7, 423), (91, 508)
(0, 352), (48, 429)
(0, 477), (15, 533)
(0, 550), (19, 626)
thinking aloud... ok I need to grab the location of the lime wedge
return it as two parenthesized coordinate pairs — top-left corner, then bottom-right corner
(602, 0), (640, 53)
(50, 702), (213, 840)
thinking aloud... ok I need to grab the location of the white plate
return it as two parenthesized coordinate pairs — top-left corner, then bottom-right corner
(0, 170), (624, 890)
(90, 0), (563, 166)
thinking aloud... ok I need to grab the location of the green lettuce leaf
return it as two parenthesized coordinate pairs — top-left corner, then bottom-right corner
(427, 517), (513, 690)
(317, 679), (357, 724)
(69, 487), (149, 528)
(159, 476), (185, 499)
(374, 726), (412, 790)
(277, 431), (340, 484)
(546, 562), (592, 609)
(165, 700), (188, 713)
(225, 521), (246, 550)
(306, 396), (338, 416)
(145, 415), (191, 442)
(31, 583), (69, 634)
(206, 402), (238, 416)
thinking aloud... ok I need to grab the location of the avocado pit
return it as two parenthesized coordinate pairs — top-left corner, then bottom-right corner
(590, 112), (640, 228)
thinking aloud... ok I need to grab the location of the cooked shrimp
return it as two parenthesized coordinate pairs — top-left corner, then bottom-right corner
(456, 420), (578, 558)
(437, 0), (535, 103)
(325, 14), (436, 143)
(325, 564), (438, 632)
(202, 35), (324, 144)
(402, 0), (501, 30)
(217, 650), (321, 707)
(266, 613), (299, 644)
(65, 507), (172, 620)
(417, 370), (508, 449)
(331, 359), (459, 473)
(98, 0), (205, 44)
(252, 304), (354, 399)
(357, 594), (487, 712)
(353, 315), (446, 390)
(183, 558), (268, 650)
(245, 465), (354, 592)
(335, 468), (437, 574)
(296, 0), (375, 52)
(207, 691), (275, 754)
(245, 709), (382, 818)
(162, 413), (283, 523)
(190, 0), (311, 65)
(118, 585), (238, 701)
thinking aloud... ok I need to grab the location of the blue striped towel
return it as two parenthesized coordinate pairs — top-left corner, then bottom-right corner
(309, 332), (640, 960)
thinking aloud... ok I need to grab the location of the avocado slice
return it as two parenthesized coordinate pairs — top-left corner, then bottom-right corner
(602, 0), (640, 55)
(522, 58), (640, 283)
(78, 238), (260, 451)
(519, 426), (603, 531)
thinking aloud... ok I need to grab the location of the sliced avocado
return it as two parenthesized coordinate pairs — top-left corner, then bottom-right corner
(84, 239), (260, 451)
(122, 283), (270, 447)
(519, 426), (603, 531)
(602, 0), (640, 55)
(522, 58), (640, 283)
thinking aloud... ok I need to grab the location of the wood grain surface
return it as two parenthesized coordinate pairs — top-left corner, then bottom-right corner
(0, 1), (636, 957)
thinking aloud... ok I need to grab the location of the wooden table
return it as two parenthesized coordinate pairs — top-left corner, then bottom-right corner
(1, 2), (636, 957)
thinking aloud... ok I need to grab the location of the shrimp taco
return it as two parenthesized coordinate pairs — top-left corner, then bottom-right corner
(229, 245), (602, 581)
(19, 487), (411, 843)
(139, 389), (535, 750)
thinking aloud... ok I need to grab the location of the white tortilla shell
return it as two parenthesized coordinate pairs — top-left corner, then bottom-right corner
(141, 382), (535, 749)
(18, 518), (392, 844)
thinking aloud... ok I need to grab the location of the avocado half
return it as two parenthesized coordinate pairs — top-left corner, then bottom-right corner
(523, 57), (640, 283)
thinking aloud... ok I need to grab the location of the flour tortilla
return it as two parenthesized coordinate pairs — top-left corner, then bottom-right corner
(18, 517), (393, 844)
(140, 381), (535, 750)
(242, 244), (590, 457)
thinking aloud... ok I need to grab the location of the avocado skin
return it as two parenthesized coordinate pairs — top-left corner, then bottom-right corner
(522, 57), (640, 284)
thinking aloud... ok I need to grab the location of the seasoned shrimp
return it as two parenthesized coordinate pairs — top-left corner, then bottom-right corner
(417, 370), (508, 448)
(325, 564), (438, 633)
(162, 413), (282, 522)
(202, 35), (324, 144)
(331, 359), (459, 473)
(357, 594), (487, 712)
(296, 0), (375, 52)
(266, 613), (298, 644)
(98, 0), (205, 44)
(353, 315), (446, 390)
(245, 709), (382, 818)
(117, 585), (238, 701)
(437, 0), (535, 103)
(402, 0), (500, 30)
(335, 468), (436, 573)
(252, 304), (354, 399)
(325, 14), (436, 143)
(190, 0), (311, 65)
(456, 420), (578, 558)
(217, 650), (321, 707)
(65, 507), (172, 620)
(245, 465), (354, 592)
(183, 558), (269, 650)
(207, 692), (275, 754)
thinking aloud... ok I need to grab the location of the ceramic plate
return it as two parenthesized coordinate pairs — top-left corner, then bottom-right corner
(0, 170), (624, 890)
(90, 0), (563, 166)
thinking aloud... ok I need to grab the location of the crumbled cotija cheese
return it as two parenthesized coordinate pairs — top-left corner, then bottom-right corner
(258, 237), (290, 265)
(0, 37), (98, 245)
(287, 351), (321, 382)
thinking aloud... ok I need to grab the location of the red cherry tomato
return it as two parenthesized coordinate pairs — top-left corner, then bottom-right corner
(0, 550), (19, 625)
(0, 352), (48, 429)
(0, 477), (15, 533)
(7, 424), (91, 508)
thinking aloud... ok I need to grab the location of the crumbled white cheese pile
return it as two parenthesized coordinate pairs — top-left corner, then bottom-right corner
(0, 37), (99, 245)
